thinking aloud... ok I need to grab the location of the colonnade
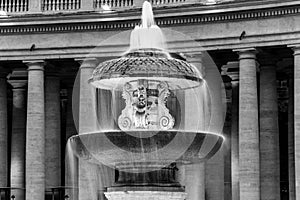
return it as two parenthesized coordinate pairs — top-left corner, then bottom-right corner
(0, 45), (298, 200)
(0, 61), (73, 200)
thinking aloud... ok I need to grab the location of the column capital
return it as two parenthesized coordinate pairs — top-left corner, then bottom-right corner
(229, 73), (239, 85)
(234, 48), (258, 60)
(75, 58), (98, 69)
(24, 60), (45, 71)
(294, 47), (300, 55)
(8, 80), (27, 90)
(288, 44), (300, 55)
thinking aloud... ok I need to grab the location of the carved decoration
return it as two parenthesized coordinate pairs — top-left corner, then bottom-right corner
(118, 80), (175, 131)
(89, 49), (202, 90)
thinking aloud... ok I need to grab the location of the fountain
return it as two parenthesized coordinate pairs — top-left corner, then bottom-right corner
(68, 2), (224, 200)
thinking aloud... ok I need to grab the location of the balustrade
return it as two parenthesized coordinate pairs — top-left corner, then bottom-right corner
(0, 188), (24, 200)
(150, 0), (185, 5)
(93, 0), (186, 9)
(0, 187), (76, 200)
(0, 188), (9, 200)
(0, 0), (190, 13)
(42, 0), (80, 11)
(0, 0), (28, 12)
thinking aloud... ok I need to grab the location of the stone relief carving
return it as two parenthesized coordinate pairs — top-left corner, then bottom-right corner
(118, 79), (175, 131)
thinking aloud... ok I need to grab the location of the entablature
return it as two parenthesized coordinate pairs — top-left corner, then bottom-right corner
(0, 0), (299, 60)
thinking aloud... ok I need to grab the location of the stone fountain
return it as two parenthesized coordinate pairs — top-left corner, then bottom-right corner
(69, 2), (224, 200)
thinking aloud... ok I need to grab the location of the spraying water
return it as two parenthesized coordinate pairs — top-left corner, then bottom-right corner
(141, 1), (155, 28)
(130, 1), (165, 50)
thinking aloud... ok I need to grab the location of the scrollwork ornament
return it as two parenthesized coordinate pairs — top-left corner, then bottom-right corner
(159, 113), (175, 130)
(118, 116), (132, 131)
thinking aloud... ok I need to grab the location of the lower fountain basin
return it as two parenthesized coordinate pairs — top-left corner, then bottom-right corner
(69, 130), (223, 172)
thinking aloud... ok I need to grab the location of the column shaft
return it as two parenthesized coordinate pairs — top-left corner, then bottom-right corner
(65, 87), (78, 200)
(238, 49), (260, 200)
(288, 77), (295, 200)
(9, 80), (27, 200)
(66, 88), (77, 140)
(25, 62), (45, 200)
(185, 163), (205, 200)
(185, 54), (205, 200)
(78, 58), (100, 200)
(294, 47), (300, 199)
(231, 81), (239, 200)
(259, 65), (280, 200)
(205, 60), (224, 200)
(0, 73), (8, 187)
(223, 83), (232, 200)
(45, 76), (61, 188)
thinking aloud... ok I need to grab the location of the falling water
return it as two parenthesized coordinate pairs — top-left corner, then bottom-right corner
(66, 139), (115, 200)
(65, 141), (77, 200)
(202, 80), (212, 131)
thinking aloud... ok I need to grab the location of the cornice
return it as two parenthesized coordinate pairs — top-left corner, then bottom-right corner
(0, 0), (299, 34)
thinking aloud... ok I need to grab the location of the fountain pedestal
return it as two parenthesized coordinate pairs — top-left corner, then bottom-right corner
(105, 164), (186, 200)
(105, 191), (186, 200)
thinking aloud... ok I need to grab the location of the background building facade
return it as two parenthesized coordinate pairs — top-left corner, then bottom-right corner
(0, 0), (299, 200)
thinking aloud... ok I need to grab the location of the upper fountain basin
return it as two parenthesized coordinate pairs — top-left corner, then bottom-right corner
(89, 49), (203, 91)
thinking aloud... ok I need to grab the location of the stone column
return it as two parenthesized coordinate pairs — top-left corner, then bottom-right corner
(185, 163), (205, 200)
(231, 78), (239, 200)
(222, 77), (232, 200)
(25, 61), (45, 200)
(65, 87), (79, 200)
(223, 61), (239, 200)
(185, 53), (205, 200)
(78, 58), (98, 133)
(293, 46), (300, 200)
(45, 76), (61, 189)
(66, 87), (77, 140)
(0, 68), (8, 188)
(204, 55), (224, 200)
(9, 80), (27, 200)
(259, 62), (280, 200)
(78, 58), (100, 200)
(237, 48), (260, 200)
(288, 71), (295, 200)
